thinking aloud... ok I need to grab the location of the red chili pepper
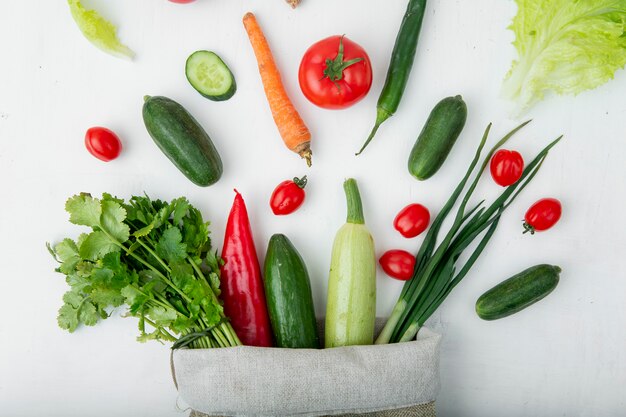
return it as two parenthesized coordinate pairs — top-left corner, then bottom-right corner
(220, 190), (273, 347)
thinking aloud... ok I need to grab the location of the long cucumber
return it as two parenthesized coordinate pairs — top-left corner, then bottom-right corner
(325, 179), (376, 348)
(263, 234), (319, 348)
(142, 96), (223, 186)
(476, 264), (561, 320)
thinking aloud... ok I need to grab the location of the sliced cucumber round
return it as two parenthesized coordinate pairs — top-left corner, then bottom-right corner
(185, 51), (236, 101)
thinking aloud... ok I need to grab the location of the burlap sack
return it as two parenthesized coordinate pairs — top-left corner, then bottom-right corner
(171, 325), (440, 417)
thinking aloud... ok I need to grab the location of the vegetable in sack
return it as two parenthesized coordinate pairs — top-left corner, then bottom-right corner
(490, 149), (524, 187)
(270, 176), (307, 215)
(376, 121), (563, 344)
(263, 234), (320, 348)
(325, 179), (376, 347)
(502, 0), (626, 114)
(85, 127), (122, 162)
(243, 12), (313, 167)
(220, 190), (274, 347)
(379, 250), (416, 281)
(357, 0), (427, 155)
(476, 264), (561, 320)
(48, 193), (241, 349)
(67, 0), (134, 60)
(394, 203), (430, 238)
(523, 198), (562, 234)
(298, 35), (373, 110)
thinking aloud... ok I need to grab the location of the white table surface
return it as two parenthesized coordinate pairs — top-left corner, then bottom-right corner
(1, 1), (625, 416)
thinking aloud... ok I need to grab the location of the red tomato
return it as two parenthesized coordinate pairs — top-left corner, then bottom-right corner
(394, 204), (430, 238)
(85, 127), (122, 162)
(523, 198), (562, 234)
(298, 35), (372, 109)
(168, 0), (195, 3)
(270, 176), (307, 215)
(490, 149), (524, 187)
(379, 250), (415, 281)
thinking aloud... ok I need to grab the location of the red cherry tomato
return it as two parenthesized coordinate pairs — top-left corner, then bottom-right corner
(394, 204), (430, 238)
(379, 250), (415, 281)
(168, 0), (195, 3)
(490, 149), (524, 187)
(523, 198), (562, 234)
(298, 35), (372, 109)
(85, 127), (122, 162)
(270, 176), (307, 215)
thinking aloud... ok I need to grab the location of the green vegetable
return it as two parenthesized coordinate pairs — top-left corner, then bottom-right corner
(357, 0), (427, 155)
(67, 0), (134, 60)
(376, 121), (563, 344)
(263, 234), (319, 349)
(503, 0), (626, 114)
(408, 96), (467, 180)
(186, 51), (237, 101)
(48, 193), (241, 349)
(142, 95), (223, 187)
(325, 179), (376, 347)
(476, 264), (561, 320)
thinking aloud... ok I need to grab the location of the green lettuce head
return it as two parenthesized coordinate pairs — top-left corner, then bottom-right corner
(503, 0), (626, 115)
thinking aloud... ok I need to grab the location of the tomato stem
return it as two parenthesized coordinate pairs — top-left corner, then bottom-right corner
(322, 35), (364, 92)
(293, 175), (308, 189)
(522, 221), (536, 235)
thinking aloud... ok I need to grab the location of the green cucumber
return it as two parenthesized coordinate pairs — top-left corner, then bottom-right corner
(142, 95), (223, 187)
(185, 51), (236, 101)
(476, 264), (561, 321)
(408, 95), (467, 180)
(263, 234), (320, 349)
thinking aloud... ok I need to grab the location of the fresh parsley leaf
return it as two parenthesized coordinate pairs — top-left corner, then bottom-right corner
(58, 304), (80, 332)
(78, 231), (119, 261)
(147, 306), (178, 327)
(78, 301), (100, 326)
(171, 197), (190, 226)
(156, 227), (187, 263)
(100, 200), (130, 243)
(62, 290), (84, 309)
(65, 194), (101, 228)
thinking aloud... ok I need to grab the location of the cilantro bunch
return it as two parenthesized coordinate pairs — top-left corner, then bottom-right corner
(48, 193), (241, 349)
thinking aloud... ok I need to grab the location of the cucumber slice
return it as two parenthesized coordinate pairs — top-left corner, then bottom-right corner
(185, 51), (236, 101)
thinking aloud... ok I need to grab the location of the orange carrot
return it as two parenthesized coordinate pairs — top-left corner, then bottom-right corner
(243, 12), (312, 167)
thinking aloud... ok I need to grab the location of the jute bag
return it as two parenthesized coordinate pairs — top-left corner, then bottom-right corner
(171, 321), (440, 417)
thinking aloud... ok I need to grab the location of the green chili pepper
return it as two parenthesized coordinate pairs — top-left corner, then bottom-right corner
(356, 0), (427, 155)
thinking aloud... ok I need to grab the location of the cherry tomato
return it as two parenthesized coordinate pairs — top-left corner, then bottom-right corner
(394, 204), (430, 238)
(85, 127), (122, 162)
(490, 149), (524, 187)
(298, 35), (372, 109)
(379, 250), (415, 281)
(270, 176), (307, 215)
(168, 0), (195, 3)
(523, 198), (562, 234)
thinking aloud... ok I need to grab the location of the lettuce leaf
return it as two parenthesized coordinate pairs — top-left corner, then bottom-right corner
(68, 0), (134, 60)
(502, 0), (626, 114)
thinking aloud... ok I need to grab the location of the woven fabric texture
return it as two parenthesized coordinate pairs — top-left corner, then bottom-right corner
(172, 328), (440, 417)
(189, 401), (436, 417)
